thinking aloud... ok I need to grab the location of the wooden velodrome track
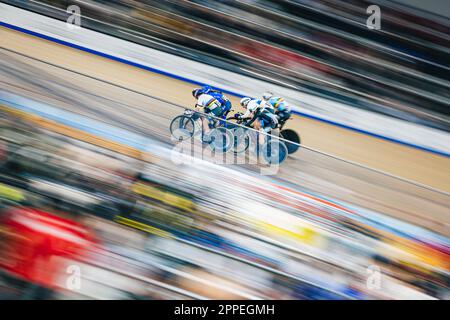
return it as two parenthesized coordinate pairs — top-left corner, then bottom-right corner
(0, 27), (449, 235)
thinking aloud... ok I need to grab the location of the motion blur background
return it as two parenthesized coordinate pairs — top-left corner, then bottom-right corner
(0, 0), (449, 300)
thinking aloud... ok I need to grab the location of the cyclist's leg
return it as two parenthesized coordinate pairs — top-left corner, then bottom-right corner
(202, 104), (223, 138)
(190, 108), (203, 134)
(208, 105), (224, 127)
(254, 117), (268, 149)
(261, 111), (277, 131)
(224, 100), (232, 114)
(198, 108), (211, 135)
(253, 118), (262, 131)
(192, 111), (201, 121)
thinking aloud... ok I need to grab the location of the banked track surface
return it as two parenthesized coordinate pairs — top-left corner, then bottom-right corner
(0, 28), (449, 236)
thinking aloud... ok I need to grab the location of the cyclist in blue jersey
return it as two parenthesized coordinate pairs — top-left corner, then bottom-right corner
(195, 86), (232, 116)
(239, 97), (278, 133)
(262, 91), (292, 128)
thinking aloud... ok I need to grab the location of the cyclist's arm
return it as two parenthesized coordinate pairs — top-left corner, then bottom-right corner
(241, 108), (252, 119)
(244, 110), (259, 127)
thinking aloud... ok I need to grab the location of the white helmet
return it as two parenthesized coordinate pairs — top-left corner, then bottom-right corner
(240, 97), (251, 108)
(262, 91), (273, 101)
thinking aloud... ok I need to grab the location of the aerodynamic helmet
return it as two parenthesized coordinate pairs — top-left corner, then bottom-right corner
(192, 89), (201, 98)
(240, 97), (251, 108)
(262, 91), (273, 101)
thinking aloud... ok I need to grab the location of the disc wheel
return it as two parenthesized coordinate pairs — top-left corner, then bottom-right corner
(261, 138), (288, 165)
(280, 129), (301, 154)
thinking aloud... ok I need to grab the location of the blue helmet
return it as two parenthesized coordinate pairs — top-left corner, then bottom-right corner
(262, 91), (274, 101)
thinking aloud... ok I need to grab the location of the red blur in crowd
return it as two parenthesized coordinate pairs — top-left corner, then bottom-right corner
(0, 207), (96, 289)
(236, 41), (333, 74)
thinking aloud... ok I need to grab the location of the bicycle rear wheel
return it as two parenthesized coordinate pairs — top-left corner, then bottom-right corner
(230, 126), (250, 154)
(208, 127), (234, 153)
(280, 129), (301, 154)
(262, 138), (288, 165)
